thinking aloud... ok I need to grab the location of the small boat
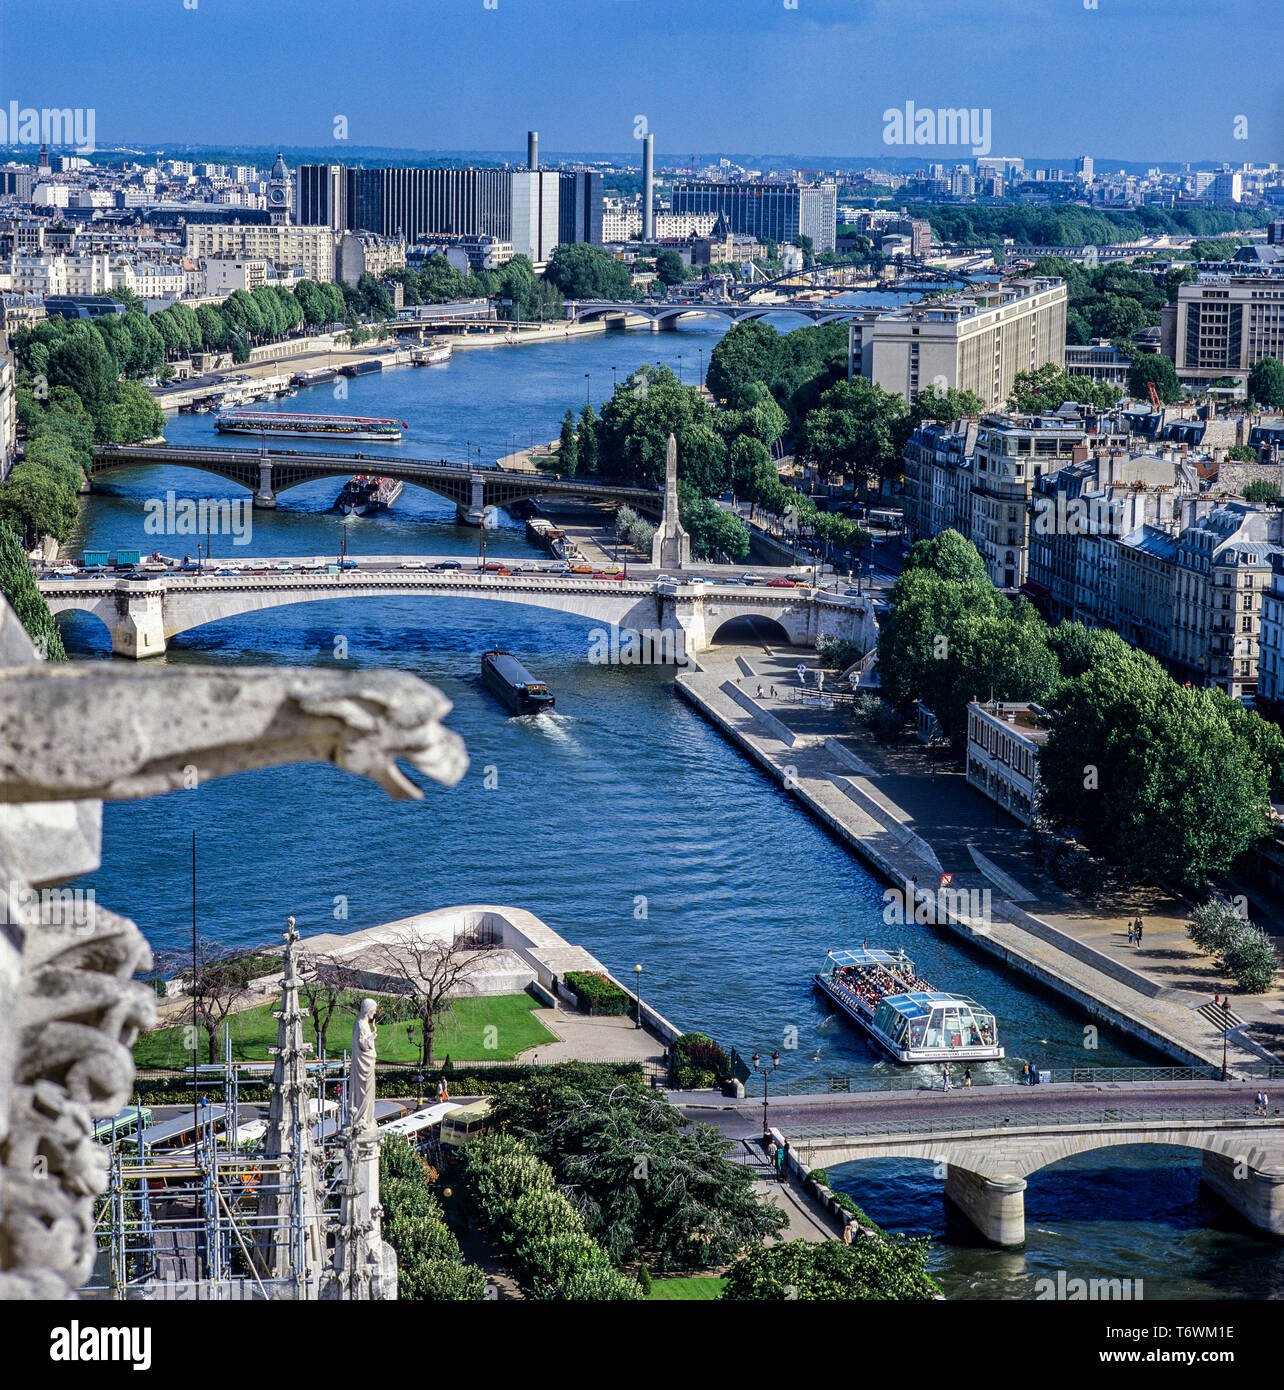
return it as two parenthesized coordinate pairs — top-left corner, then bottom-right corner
(411, 341), (453, 366)
(481, 650), (555, 715)
(339, 359), (383, 378)
(334, 475), (404, 516)
(814, 948), (1003, 1063)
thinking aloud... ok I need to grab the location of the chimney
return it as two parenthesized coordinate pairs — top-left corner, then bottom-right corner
(527, 131), (538, 171)
(642, 133), (655, 241)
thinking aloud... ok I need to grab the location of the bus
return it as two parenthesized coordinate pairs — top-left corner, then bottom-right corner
(439, 1100), (491, 1149)
(92, 1105), (153, 1143)
(381, 1102), (461, 1150)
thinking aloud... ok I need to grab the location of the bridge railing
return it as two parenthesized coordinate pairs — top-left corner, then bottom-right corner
(768, 1063), (1284, 1096)
(784, 1103), (1283, 1143)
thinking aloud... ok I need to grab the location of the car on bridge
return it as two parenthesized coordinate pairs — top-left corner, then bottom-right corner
(591, 570), (623, 580)
(767, 576), (798, 588)
(432, 561), (462, 571)
(398, 560), (429, 570)
(337, 559), (359, 570)
(214, 568), (239, 577)
(740, 574), (763, 585)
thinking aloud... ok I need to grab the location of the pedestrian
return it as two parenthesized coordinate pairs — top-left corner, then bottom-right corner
(757, 684), (764, 698)
(1127, 923), (1135, 946)
(1021, 1062), (1030, 1084)
(964, 1066), (973, 1090)
(942, 1065), (951, 1092)
(782, 1140), (791, 1178)
(1264, 1091), (1270, 1115)
(770, 686), (777, 698)
(1030, 1062), (1040, 1086)
(767, 1137), (778, 1168)
(532, 1051), (539, 1066)
(842, 1219), (854, 1246)
(1136, 918), (1143, 944)
(1214, 993), (1220, 1010)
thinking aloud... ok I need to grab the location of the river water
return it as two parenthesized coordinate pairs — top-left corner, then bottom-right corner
(60, 306), (1279, 1298)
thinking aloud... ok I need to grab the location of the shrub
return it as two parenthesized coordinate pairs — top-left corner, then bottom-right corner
(671, 1032), (731, 1089)
(379, 1135), (486, 1301)
(816, 635), (864, 672)
(563, 970), (631, 1016)
(851, 693), (902, 741)
(1187, 899), (1279, 994)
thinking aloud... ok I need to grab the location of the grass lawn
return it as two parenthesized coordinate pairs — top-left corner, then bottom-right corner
(134, 992), (555, 1068)
(645, 1277), (727, 1301)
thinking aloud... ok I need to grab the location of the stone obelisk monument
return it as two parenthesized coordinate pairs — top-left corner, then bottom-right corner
(650, 432), (691, 571)
(321, 999), (397, 1300)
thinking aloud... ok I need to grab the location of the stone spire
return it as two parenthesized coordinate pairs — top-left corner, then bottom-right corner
(650, 432), (691, 570)
(254, 916), (326, 1290)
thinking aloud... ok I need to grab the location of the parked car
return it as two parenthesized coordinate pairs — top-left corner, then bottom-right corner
(740, 573), (762, 585)
(273, 562), (294, 572)
(432, 560), (463, 571)
(398, 560), (429, 570)
(214, 568), (239, 576)
(767, 576), (797, 588)
(337, 559), (359, 570)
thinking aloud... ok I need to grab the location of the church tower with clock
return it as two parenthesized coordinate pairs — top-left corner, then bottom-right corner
(268, 153), (292, 224)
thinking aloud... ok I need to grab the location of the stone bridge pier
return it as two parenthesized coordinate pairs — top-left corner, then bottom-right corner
(106, 590), (168, 658)
(1201, 1151), (1284, 1235)
(943, 1167), (1028, 1246)
(254, 458), (277, 509)
(456, 475), (487, 526)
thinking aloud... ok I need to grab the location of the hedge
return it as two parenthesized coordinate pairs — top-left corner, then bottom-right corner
(563, 971), (631, 1017)
(460, 1133), (639, 1300)
(380, 1135), (486, 1301)
(671, 1032), (731, 1089)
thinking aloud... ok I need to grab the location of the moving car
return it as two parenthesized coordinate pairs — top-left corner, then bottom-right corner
(432, 560), (463, 571)
(767, 576), (797, 588)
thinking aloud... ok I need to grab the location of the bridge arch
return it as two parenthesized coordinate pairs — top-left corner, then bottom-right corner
(710, 614), (791, 647)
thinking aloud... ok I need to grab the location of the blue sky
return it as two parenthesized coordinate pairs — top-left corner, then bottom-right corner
(1, 0), (1280, 164)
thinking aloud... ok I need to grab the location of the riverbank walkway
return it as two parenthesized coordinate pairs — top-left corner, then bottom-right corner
(676, 643), (1284, 1073)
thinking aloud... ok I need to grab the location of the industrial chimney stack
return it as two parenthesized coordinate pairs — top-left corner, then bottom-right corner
(527, 130), (539, 171)
(642, 133), (655, 241)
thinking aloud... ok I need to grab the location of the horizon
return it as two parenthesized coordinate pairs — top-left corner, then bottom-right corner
(2, 0), (1280, 165)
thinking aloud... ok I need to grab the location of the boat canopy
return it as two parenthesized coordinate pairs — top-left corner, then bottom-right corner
(824, 947), (911, 970)
(871, 992), (998, 1052)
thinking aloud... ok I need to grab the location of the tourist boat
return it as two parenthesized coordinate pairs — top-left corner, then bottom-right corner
(214, 410), (406, 441)
(334, 475), (405, 515)
(481, 650), (555, 715)
(814, 948), (1003, 1063)
(411, 341), (453, 366)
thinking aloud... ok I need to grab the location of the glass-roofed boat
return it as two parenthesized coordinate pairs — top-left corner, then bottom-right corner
(814, 948), (1004, 1063)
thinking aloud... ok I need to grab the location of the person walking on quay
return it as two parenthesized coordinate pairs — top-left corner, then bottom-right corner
(1021, 1062), (1030, 1085)
(757, 684), (764, 698)
(964, 1066), (973, 1090)
(1028, 1061), (1038, 1086)
(1136, 917), (1144, 944)
(842, 1219), (854, 1246)
(767, 1137), (778, 1170)
(942, 1065), (951, 1092)
(1127, 922), (1136, 946)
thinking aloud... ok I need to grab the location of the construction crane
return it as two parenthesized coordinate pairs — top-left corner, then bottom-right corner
(1147, 380), (1162, 412)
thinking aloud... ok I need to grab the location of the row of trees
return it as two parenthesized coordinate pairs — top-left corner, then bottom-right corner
(913, 202), (1267, 250)
(381, 1136), (487, 1300)
(877, 531), (1284, 908)
(387, 253), (564, 323)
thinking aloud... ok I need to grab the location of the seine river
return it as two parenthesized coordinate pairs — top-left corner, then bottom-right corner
(61, 305), (1281, 1298)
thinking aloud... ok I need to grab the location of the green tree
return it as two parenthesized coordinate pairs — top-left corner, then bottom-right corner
(596, 365), (727, 492)
(1039, 648), (1276, 889)
(678, 483), (751, 562)
(576, 403), (599, 476)
(1243, 479), (1282, 505)
(47, 325), (117, 435)
(653, 248), (686, 286)
(1008, 362), (1121, 413)
(105, 379), (166, 443)
(722, 1238), (938, 1301)
(1248, 357), (1284, 409)
(1127, 353), (1181, 405)
(0, 524), (67, 659)
(544, 243), (635, 299)
(0, 461), (79, 546)
(557, 407), (579, 476)
(799, 376), (907, 490)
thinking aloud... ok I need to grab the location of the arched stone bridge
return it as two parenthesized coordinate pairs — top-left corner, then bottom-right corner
(567, 298), (886, 328)
(39, 564), (876, 659)
(90, 444), (663, 522)
(780, 1083), (1284, 1246)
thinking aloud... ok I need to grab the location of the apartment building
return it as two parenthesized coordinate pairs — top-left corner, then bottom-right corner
(965, 701), (1048, 826)
(851, 277), (1066, 410)
(183, 223), (336, 283)
(1170, 502), (1283, 698)
(968, 403), (1126, 589)
(902, 418), (978, 544)
(1027, 449), (1200, 626)
(337, 231), (406, 288)
(1117, 524), (1184, 663)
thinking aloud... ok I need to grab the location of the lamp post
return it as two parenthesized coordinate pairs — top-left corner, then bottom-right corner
(585, 373), (591, 408)
(750, 1050), (780, 1140)
(677, 353), (683, 384)
(612, 366), (618, 391)
(1221, 996), (1232, 1081)
(634, 964), (643, 1029)
(698, 347), (704, 387)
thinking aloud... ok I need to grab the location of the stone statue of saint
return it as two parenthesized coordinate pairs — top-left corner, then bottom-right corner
(351, 998), (378, 1134)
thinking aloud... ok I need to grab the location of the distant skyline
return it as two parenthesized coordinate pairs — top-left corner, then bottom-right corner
(2, 0), (1281, 165)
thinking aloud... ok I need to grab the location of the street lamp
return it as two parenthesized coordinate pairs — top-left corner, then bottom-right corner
(612, 366), (618, 391)
(677, 353), (683, 383)
(585, 373), (591, 407)
(634, 964), (643, 1029)
(698, 348), (704, 387)
(750, 1050), (781, 1140)
(1221, 996), (1233, 1081)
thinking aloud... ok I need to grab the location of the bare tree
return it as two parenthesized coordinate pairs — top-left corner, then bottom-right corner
(374, 930), (485, 1068)
(155, 937), (259, 1065)
(297, 951), (356, 1058)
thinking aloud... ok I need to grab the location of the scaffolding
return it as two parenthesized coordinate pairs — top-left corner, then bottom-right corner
(86, 917), (358, 1301)
(85, 1056), (351, 1301)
